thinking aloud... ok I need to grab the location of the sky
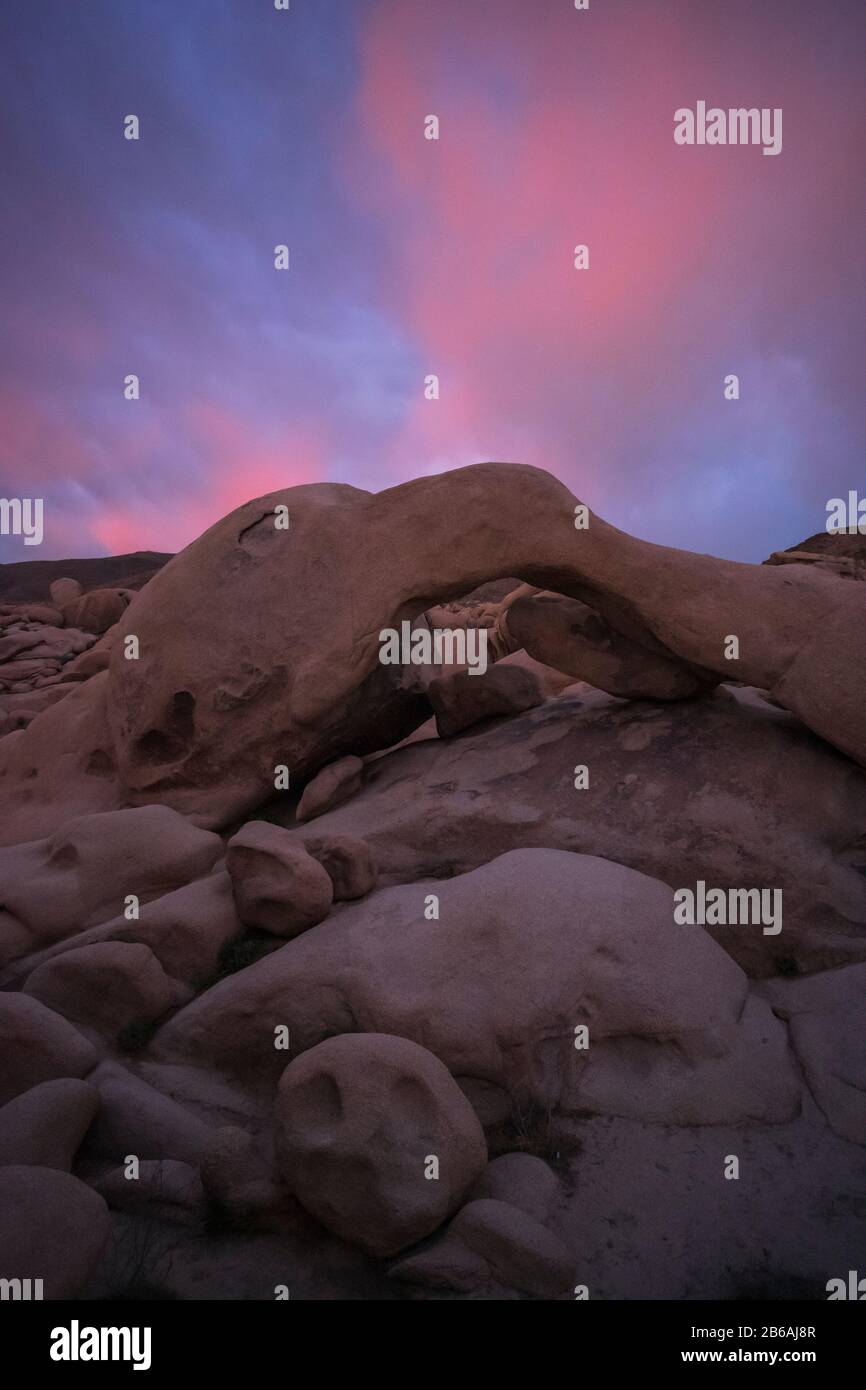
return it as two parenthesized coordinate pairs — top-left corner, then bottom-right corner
(1, 0), (863, 563)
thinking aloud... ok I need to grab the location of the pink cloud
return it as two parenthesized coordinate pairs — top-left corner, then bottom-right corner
(90, 403), (327, 555)
(348, 0), (866, 517)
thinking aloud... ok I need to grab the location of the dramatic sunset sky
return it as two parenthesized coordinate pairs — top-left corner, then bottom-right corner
(1, 0), (863, 562)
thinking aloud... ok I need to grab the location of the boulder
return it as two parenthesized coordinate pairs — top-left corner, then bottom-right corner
(427, 663), (544, 737)
(296, 756), (364, 823)
(495, 587), (716, 700)
(389, 1229), (490, 1293)
(86, 1062), (214, 1166)
(0, 1079), (99, 1170)
(49, 577), (84, 607)
(61, 587), (128, 635)
(300, 834), (377, 900)
(0, 1165), (110, 1299)
(1, 870), (241, 991)
(23, 942), (191, 1037)
(471, 1153), (560, 1225)
(0, 804), (222, 961)
(226, 821), (333, 936)
(156, 850), (800, 1127)
(443, 1198), (573, 1296)
(0, 993), (98, 1104)
(391, 1198), (573, 1297)
(274, 1033), (488, 1256)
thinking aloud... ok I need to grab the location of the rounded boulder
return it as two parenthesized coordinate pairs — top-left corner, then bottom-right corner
(275, 1033), (487, 1256)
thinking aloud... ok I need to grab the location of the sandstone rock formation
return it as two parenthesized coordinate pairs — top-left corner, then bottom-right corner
(105, 467), (866, 813)
(2, 464), (863, 844)
(0, 462), (863, 1303)
(0, 615), (96, 700)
